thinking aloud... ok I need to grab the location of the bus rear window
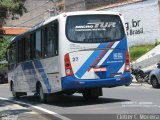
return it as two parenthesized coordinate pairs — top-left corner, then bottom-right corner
(66, 15), (125, 43)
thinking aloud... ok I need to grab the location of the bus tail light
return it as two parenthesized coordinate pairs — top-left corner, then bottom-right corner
(64, 53), (74, 76)
(124, 50), (130, 72)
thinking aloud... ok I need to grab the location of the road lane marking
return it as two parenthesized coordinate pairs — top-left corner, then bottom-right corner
(0, 97), (71, 120)
(122, 86), (135, 89)
(122, 83), (152, 89)
(0, 84), (9, 87)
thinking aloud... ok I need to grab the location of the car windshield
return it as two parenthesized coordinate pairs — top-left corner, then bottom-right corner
(66, 15), (125, 43)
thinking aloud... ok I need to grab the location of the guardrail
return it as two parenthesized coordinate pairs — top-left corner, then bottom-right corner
(132, 54), (160, 69)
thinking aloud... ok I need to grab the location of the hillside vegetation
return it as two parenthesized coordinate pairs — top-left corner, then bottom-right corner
(129, 44), (155, 61)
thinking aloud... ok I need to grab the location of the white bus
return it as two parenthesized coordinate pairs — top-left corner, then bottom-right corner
(7, 11), (131, 102)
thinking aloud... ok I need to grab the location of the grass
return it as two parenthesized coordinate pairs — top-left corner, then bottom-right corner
(129, 44), (155, 61)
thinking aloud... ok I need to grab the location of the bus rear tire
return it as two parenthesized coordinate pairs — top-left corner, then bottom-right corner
(83, 92), (99, 100)
(82, 88), (102, 100)
(38, 84), (47, 102)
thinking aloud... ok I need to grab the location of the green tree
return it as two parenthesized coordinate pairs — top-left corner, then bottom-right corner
(0, 38), (9, 60)
(0, 0), (19, 10)
(0, 0), (26, 68)
(0, 0), (27, 15)
(0, 39), (9, 69)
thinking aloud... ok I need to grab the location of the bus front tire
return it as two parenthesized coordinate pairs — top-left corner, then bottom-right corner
(12, 91), (20, 98)
(11, 83), (26, 98)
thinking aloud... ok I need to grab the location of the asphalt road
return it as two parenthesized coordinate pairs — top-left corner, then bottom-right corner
(0, 83), (160, 120)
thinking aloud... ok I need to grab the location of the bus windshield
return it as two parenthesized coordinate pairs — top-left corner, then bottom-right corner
(66, 15), (125, 43)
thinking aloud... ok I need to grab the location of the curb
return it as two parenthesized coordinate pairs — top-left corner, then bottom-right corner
(0, 83), (9, 86)
(0, 97), (71, 120)
(0, 99), (48, 120)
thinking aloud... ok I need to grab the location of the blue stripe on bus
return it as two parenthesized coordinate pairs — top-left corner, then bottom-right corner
(21, 62), (38, 81)
(21, 61), (38, 79)
(33, 60), (51, 93)
(101, 37), (127, 74)
(114, 36), (128, 50)
(75, 43), (110, 78)
(94, 42), (123, 79)
(61, 72), (131, 90)
(91, 42), (113, 68)
(75, 36), (127, 79)
(21, 61), (35, 70)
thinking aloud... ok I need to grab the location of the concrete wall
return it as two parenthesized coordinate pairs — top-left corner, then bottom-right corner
(64, 0), (130, 11)
(65, 0), (86, 12)
(5, 0), (56, 28)
(101, 0), (160, 46)
(5, 0), (160, 46)
(133, 54), (160, 69)
(85, 0), (129, 10)
(132, 42), (160, 69)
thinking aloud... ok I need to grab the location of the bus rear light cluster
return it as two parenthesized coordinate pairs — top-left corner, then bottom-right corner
(124, 50), (130, 72)
(64, 53), (74, 76)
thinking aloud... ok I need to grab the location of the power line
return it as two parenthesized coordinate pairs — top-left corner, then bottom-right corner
(4, 11), (46, 28)
(3, 0), (58, 28)
(25, 0), (50, 14)
(1, 0), (56, 38)
(2, 11), (47, 41)
(2, 0), (156, 41)
(2, 0), (155, 29)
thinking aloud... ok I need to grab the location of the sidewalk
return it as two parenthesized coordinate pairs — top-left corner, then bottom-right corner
(0, 99), (48, 120)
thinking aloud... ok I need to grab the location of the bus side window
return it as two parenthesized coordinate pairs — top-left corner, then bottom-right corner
(47, 24), (54, 57)
(53, 21), (58, 56)
(24, 36), (31, 60)
(30, 33), (35, 59)
(8, 42), (17, 71)
(42, 20), (59, 58)
(35, 31), (42, 59)
(47, 20), (58, 57)
(18, 39), (24, 62)
(42, 27), (48, 58)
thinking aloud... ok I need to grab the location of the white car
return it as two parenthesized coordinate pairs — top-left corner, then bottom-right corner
(149, 63), (160, 88)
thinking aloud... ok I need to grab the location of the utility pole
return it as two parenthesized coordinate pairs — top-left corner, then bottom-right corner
(50, 0), (59, 16)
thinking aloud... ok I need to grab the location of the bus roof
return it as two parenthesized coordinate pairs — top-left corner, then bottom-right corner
(11, 11), (120, 43)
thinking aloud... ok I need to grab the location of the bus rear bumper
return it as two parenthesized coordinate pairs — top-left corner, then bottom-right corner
(61, 73), (131, 90)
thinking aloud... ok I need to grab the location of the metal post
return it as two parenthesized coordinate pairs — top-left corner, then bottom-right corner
(50, 0), (59, 16)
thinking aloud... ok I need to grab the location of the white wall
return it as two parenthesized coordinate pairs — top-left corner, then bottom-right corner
(101, 0), (160, 46)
